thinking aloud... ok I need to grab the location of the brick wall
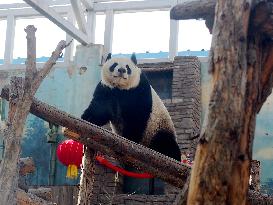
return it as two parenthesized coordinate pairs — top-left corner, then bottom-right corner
(90, 56), (201, 205)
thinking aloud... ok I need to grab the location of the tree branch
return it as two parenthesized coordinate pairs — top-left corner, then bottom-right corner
(25, 25), (37, 91)
(32, 40), (70, 94)
(0, 88), (190, 189)
(170, 0), (216, 20)
(0, 25), (67, 205)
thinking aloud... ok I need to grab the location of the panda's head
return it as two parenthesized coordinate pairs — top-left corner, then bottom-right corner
(101, 53), (141, 90)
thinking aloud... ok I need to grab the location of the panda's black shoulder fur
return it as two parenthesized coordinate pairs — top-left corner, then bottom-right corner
(81, 72), (153, 143)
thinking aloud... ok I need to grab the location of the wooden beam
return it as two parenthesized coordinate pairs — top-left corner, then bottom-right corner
(86, 10), (96, 44)
(170, 0), (216, 20)
(0, 6), (69, 18)
(4, 15), (15, 65)
(70, 0), (87, 33)
(0, 0), (70, 10)
(81, 0), (94, 10)
(64, 9), (75, 64)
(104, 10), (114, 54)
(0, 89), (190, 189)
(169, 19), (179, 60)
(23, 0), (89, 45)
(93, 0), (173, 12)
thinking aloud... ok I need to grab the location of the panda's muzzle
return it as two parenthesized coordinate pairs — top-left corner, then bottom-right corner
(115, 67), (127, 78)
(118, 68), (126, 74)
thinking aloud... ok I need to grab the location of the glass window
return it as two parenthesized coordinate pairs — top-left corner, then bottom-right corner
(0, 20), (7, 64)
(13, 17), (66, 62)
(112, 11), (169, 55)
(95, 14), (106, 45)
(178, 19), (212, 52)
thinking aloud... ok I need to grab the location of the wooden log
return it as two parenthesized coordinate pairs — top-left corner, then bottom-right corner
(0, 89), (190, 189)
(0, 25), (67, 205)
(187, 0), (256, 204)
(30, 97), (190, 188)
(2, 89), (272, 205)
(170, 0), (216, 20)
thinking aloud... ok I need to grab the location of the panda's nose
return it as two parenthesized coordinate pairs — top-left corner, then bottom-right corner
(118, 68), (126, 74)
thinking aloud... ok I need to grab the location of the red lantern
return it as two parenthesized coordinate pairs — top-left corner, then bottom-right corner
(57, 139), (84, 179)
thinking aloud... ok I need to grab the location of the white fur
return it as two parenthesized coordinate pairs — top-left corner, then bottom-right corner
(101, 57), (141, 90)
(141, 87), (177, 146)
(101, 57), (176, 147)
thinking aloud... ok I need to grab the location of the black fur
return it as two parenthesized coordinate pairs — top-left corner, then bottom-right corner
(131, 53), (137, 65)
(149, 131), (181, 161)
(106, 53), (112, 62)
(82, 72), (181, 161)
(82, 73), (152, 143)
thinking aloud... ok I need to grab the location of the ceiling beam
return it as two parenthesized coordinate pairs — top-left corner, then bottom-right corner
(81, 0), (94, 10)
(70, 0), (87, 33)
(23, 0), (89, 45)
(93, 0), (174, 12)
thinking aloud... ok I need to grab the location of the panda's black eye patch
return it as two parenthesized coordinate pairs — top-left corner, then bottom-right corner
(109, 63), (118, 72)
(126, 65), (132, 75)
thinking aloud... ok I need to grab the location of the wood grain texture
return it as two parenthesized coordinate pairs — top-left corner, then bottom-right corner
(187, 0), (255, 204)
(0, 25), (66, 205)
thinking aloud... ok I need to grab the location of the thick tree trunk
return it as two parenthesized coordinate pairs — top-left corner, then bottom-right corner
(187, 0), (255, 204)
(187, 0), (273, 204)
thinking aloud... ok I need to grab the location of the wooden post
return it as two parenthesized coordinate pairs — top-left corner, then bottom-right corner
(0, 25), (68, 205)
(77, 147), (96, 205)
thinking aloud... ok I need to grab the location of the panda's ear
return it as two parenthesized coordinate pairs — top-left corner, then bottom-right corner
(106, 53), (112, 62)
(131, 53), (137, 65)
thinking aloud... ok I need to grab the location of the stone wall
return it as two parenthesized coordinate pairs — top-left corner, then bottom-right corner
(90, 56), (201, 205)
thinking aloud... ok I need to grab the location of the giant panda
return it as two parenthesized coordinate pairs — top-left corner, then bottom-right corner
(81, 53), (181, 162)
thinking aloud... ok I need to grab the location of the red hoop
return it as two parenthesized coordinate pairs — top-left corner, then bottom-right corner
(95, 155), (154, 179)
